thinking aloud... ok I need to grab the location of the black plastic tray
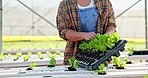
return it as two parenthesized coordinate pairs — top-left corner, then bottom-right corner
(76, 40), (127, 70)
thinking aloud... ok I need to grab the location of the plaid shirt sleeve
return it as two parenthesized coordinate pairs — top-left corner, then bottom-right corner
(56, 1), (69, 40)
(107, 1), (116, 27)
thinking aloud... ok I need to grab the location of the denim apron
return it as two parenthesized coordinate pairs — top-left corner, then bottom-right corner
(78, 7), (99, 33)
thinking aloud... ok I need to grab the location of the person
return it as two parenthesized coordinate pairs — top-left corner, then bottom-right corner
(56, 0), (116, 65)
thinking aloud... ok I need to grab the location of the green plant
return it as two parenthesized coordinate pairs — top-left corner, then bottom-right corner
(27, 52), (32, 57)
(39, 55), (44, 59)
(49, 58), (56, 66)
(50, 54), (57, 58)
(56, 51), (61, 55)
(24, 55), (29, 61)
(0, 53), (7, 61)
(79, 32), (120, 52)
(29, 62), (37, 70)
(60, 54), (63, 57)
(16, 52), (22, 57)
(113, 56), (120, 65)
(94, 64), (106, 74)
(127, 47), (135, 56)
(7, 53), (12, 56)
(124, 56), (129, 63)
(14, 55), (18, 61)
(36, 52), (42, 55)
(46, 51), (51, 55)
(68, 58), (79, 69)
(117, 61), (126, 68)
(128, 50), (133, 56)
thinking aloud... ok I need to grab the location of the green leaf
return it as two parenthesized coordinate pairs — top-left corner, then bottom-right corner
(49, 58), (56, 66)
(124, 57), (129, 62)
(68, 58), (79, 69)
(29, 62), (37, 69)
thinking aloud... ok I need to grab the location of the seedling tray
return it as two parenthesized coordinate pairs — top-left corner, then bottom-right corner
(76, 40), (127, 70)
(133, 50), (148, 55)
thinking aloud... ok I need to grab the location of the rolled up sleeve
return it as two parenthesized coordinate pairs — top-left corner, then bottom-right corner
(108, 1), (117, 27)
(56, 2), (69, 40)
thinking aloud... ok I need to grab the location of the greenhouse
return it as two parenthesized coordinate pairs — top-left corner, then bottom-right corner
(0, 0), (148, 78)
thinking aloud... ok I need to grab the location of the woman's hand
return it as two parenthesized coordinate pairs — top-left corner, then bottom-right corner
(83, 32), (96, 40)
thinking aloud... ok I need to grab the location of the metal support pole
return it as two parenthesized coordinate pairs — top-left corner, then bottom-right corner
(17, 0), (57, 28)
(0, 0), (2, 53)
(145, 0), (148, 49)
(116, 0), (141, 18)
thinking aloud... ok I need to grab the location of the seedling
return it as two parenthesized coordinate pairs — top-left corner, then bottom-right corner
(124, 57), (132, 64)
(27, 52), (32, 57)
(27, 62), (37, 70)
(68, 58), (79, 71)
(36, 52), (42, 55)
(0, 53), (7, 61)
(127, 47), (135, 56)
(113, 56), (120, 66)
(50, 54), (57, 58)
(116, 61), (126, 69)
(94, 64), (107, 75)
(48, 58), (56, 67)
(24, 55), (29, 61)
(16, 52), (22, 57)
(46, 51), (51, 55)
(56, 51), (61, 55)
(79, 32), (120, 52)
(60, 54), (63, 57)
(7, 53), (12, 56)
(14, 55), (18, 61)
(39, 55), (44, 59)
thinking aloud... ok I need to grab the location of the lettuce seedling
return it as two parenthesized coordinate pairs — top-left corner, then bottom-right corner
(36, 52), (42, 55)
(24, 55), (29, 61)
(50, 54), (57, 58)
(48, 58), (56, 67)
(8, 53), (12, 56)
(46, 51), (51, 55)
(68, 58), (79, 71)
(94, 64), (106, 75)
(28, 62), (37, 70)
(14, 55), (18, 61)
(117, 61), (126, 68)
(0, 53), (6, 61)
(79, 32), (120, 52)
(127, 47), (135, 56)
(39, 55), (44, 59)
(124, 57), (129, 63)
(27, 52), (32, 57)
(56, 51), (61, 55)
(113, 56), (120, 65)
(16, 52), (22, 57)
(124, 56), (132, 64)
